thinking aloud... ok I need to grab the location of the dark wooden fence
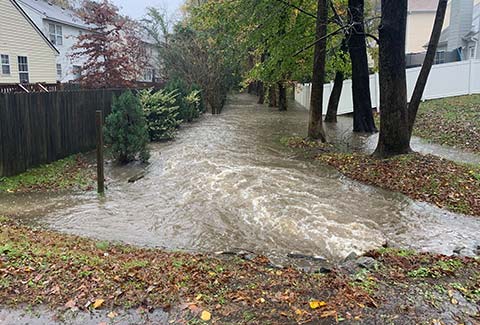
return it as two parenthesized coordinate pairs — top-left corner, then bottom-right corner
(0, 89), (123, 177)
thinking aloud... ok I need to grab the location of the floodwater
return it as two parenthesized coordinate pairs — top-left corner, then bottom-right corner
(1, 93), (479, 264)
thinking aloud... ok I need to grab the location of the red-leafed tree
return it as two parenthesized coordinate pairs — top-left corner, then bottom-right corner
(71, 0), (147, 88)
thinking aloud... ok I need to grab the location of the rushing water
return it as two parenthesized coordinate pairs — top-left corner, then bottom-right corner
(1, 93), (479, 264)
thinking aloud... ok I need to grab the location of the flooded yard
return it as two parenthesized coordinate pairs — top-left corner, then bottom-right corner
(1, 94), (479, 264)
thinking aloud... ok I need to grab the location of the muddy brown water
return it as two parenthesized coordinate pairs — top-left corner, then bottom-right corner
(1, 93), (479, 264)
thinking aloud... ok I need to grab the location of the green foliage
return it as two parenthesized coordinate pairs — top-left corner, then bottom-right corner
(0, 155), (93, 193)
(139, 89), (182, 141)
(104, 91), (150, 164)
(143, 7), (239, 114)
(164, 79), (203, 123)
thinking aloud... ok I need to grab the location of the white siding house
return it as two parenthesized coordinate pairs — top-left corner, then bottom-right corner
(0, 0), (58, 84)
(17, 0), (90, 82)
(438, 0), (480, 61)
(17, 0), (160, 83)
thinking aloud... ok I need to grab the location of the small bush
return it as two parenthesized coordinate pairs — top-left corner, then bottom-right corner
(139, 89), (182, 141)
(104, 91), (150, 164)
(164, 79), (204, 122)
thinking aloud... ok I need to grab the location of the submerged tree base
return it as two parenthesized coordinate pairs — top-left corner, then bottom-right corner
(0, 217), (478, 324)
(284, 137), (480, 217)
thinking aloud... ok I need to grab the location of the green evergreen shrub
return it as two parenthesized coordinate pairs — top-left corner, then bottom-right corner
(104, 91), (150, 164)
(139, 89), (182, 141)
(164, 79), (204, 122)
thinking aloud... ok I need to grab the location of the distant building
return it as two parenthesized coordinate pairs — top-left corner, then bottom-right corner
(18, 0), (92, 82)
(0, 0), (58, 84)
(437, 0), (480, 61)
(17, 0), (159, 83)
(407, 0), (441, 53)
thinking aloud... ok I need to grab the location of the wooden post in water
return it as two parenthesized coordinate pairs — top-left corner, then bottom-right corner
(96, 110), (105, 194)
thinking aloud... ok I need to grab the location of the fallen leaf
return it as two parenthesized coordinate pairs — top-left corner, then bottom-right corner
(320, 310), (337, 318)
(309, 300), (327, 309)
(64, 300), (76, 309)
(201, 310), (211, 321)
(92, 299), (105, 309)
(107, 311), (118, 319)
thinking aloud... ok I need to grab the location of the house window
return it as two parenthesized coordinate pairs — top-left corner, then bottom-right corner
(56, 64), (62, 79)
(1, 54), (10, 75)
(142, 68), (154, 82)
(73, 65), (81, 79)
(17, 56), (29, 83)
(49, 23), (63, 45)
(435, 51), (446, 64)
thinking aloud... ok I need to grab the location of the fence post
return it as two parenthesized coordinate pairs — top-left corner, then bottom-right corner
(468, 59), (474, 95)
(96, 110), (105, 194)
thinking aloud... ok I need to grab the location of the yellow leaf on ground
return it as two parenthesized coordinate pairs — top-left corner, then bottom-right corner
(309, 300), (327, 309)
(196, 294), (203, 301)
(92, 299), (105, 309)
(201, 310), (211, 321)
(295, 309), (304, 315)
(107, 311), (117, 319)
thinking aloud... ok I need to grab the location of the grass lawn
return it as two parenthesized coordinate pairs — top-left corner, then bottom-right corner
(415, 95), (480, 153)
(0, 154), (95, 194)
(0, 217), (478, 324)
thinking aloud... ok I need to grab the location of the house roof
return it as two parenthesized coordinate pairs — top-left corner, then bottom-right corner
(17, 0), (90, 29)
(408, 0), (439, 12)
(10, 0), (59, 54)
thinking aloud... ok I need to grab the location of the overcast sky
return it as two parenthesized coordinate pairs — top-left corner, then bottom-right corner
(112, 0), (184, 19)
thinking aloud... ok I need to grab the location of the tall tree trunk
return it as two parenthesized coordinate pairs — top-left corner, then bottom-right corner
(325, 71), (344, 123)
(247, 83), (255, 94)
(348, 0), (377, 133)
(373, 0), (411, 158)
(278, 82), (287, 111)
(307, 0), (327, 141)
(258, 81), (265, 104)
(408, 0), (448, 136)
(269, 85), (278, 107)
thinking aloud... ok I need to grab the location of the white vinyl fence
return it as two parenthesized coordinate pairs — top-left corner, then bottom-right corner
(294, 59), (480, 115)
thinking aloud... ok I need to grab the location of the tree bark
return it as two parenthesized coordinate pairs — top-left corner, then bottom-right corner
(269, 85), (278, 107)
(278, 82), (287, 111)
(258, 81), (265, 104)
(373, 0), (411, 158)
(348, 0), (377, 133)
(408, 0), (448, 136)
(307, 0), (327, 141)
(325, 71), (344, 123)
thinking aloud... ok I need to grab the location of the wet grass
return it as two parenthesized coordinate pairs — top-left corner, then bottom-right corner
(283, 137), (480, 216)
(415, 95), (480, 153)
(0, 154), (95, 193)
(0, 217), (478, 324)
(375, 95), (480, 153)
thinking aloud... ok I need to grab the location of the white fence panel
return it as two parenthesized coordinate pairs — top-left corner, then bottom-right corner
(295, 59), (480, 115)
(471, 60), (480, 93)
